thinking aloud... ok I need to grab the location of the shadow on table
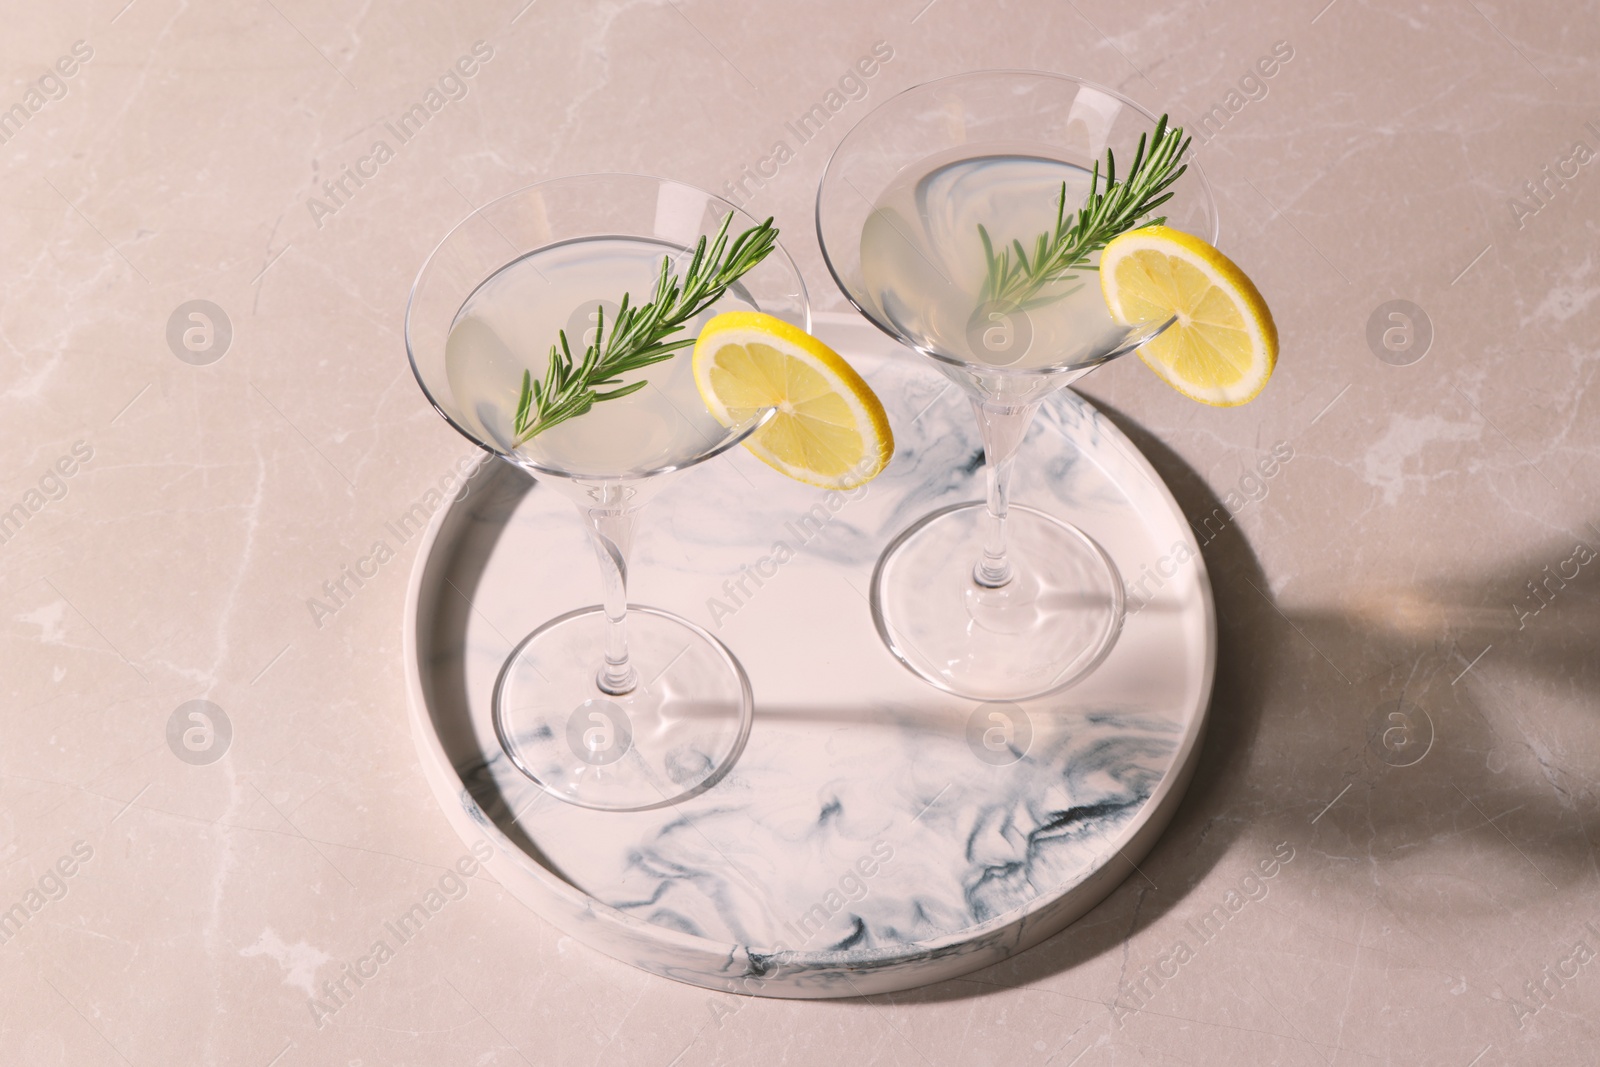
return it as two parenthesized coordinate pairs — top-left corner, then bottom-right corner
(878, 397), (1600, 1005)
(423, 419), (1598, 1007)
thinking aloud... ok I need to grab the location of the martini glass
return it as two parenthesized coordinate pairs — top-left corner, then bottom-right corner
(406, 174), (807, 811)
(817, 71), (1217, 701)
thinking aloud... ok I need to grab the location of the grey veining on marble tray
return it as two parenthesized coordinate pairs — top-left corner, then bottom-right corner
(405, 314), (1215, 997)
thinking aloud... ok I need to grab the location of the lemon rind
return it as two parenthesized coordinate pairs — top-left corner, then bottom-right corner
(691, 312), (894, 490)
(1101, 226), (1278, 408)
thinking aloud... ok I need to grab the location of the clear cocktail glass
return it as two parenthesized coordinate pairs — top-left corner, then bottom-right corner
(817, 71), (1217, 701)
(407, 174), (806, 810)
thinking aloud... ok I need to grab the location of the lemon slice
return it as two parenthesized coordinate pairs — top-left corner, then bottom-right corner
(1100, 225), (1278, 406)
(692, 311), (893, 489)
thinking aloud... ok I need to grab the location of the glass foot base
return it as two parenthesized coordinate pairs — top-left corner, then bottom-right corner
(492, 606), (754, 812)
(870, 502), (1125, 701)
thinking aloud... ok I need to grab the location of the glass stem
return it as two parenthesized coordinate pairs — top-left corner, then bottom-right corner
(585, 488), (638, 696)
(972, 397), (1040, 589)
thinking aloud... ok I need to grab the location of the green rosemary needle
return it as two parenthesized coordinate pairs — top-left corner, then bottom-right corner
(511, 213), (778, 445)
(978, 114), (1192, 314)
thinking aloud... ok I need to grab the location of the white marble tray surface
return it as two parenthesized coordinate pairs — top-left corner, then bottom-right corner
(402, 312), (1215, 998)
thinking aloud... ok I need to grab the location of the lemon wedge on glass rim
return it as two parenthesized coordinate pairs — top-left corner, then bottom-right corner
(1099, 225), (1279, 406)
(692, 311), (893, 490)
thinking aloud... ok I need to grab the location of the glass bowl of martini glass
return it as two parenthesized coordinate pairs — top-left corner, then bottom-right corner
(406, 174), (806, 811)
(817, 70), (1217, 701)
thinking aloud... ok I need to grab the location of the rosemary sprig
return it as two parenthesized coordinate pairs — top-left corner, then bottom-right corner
(510, 214), (778, 444)
(978, 114), (1191, 314)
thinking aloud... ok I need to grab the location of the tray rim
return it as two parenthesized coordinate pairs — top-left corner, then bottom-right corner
(402, 311), (1218, 991)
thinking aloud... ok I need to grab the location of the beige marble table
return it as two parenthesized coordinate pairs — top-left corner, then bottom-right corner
(2, 1), (1597, 1063)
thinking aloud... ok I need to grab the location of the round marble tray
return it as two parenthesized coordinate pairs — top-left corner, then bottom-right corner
(402, 312), (1215, 998)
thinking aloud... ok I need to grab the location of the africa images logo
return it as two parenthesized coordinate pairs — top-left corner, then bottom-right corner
(307, 840), (493, 1028)
(306, 42), (495, 229)
(0, 40), (93, 148)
